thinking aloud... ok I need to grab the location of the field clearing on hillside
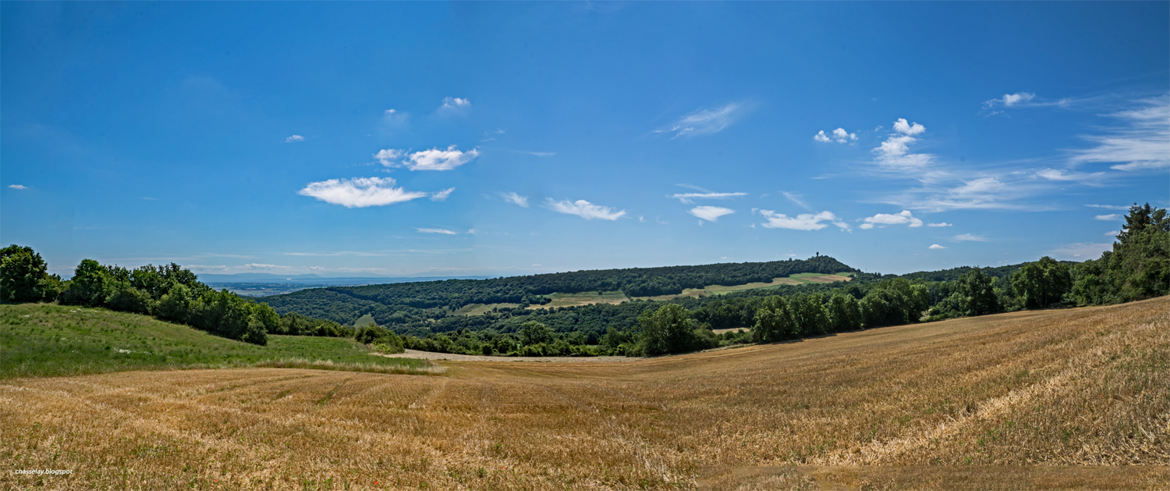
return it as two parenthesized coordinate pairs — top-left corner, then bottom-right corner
(3, 297), (1168, 488)
(527, 272), (852, 310)
(0, 304), (436, 379)
(453, 302), (522, 315)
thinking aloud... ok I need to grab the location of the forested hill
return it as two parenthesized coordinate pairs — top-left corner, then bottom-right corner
(261, 255), (854, 323)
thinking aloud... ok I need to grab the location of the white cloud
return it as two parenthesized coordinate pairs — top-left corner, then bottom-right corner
(670, 191), (747, 204)
(758, 209), (849, 231)
(523, 151), (557, 157)
(1049, 242), (1111, 260)
(658, 103), (747, 138)
(284, 134), (304, 143)
(7, 184), (28, 190)
(1001, 92), (1036, 107)
(439, 96), (471, 112)
(859, 209), (923, 229)
(298, 177), (427, 208)
(927, 222), (952, 227)
(501, 192), (529, 208)
(1095, 214), (1121, 221)
(815, 127), (858, 143)
(953, 233), (988, 242)
(892, 117), (926, 136)
(1070, 95), (1170, 171)
(928, 243), (946, 250)
(376, 146), (480, 171)
(874, 118), (931, 168)
(417, 228), (457, 235)
(1035, 168), (1105, 182)
(689, 206), (734, 222)
(1105, 230), (1119, 237)
(952, 177), (1004, 196)
(430, 187), (455, 201)
(1086, 203), (1130, 211)
(374, 148), (404, 166)
(782, 191), (812, 210)
(546, 198), (626, 221)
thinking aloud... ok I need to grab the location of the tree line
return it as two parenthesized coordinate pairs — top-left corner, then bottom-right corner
(3, 203), (1165, 357)
(0, 254), (353, 345)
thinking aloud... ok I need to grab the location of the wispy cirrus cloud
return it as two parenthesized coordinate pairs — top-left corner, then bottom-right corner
(284, 134), (304, 143)
(657, 102), (748, 138)
(953, 233), (988, 242)
(431, 187), (455, 201)
(1069, 95), (1170, 171)
(1094, 213), (1121, 221)
(298, 177), (427, 208)
(927, 222), (952, 228)
(417, 227), (457, 235)
(670, 185), (748, 204)
(7, 184), (28, 190)
(546, 198), (626, 220)
(1049, 242), (1111, 260)
(689, 206), (734, 222)
(501, 192), (529, 208)
(757, 209), (849, 231)
(376, 146), (480, 171)
(782, 191), (812, 210)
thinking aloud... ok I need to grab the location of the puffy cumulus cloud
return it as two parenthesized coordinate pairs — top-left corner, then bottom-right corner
(546, 198), (626, 221)
(501, 192), (529, 208)
(298, 177), (427, 208)
(284, 134), (304, 143)
(859, 209), (923, 229)
(439, 97), (471, 112)
(657, 103), (747, 138)
(892, 117), (925, 136)
(376, 146), (480, 171)
(758, 210), (849, 231)
(874, 118), (931, 168)
(814, 127), (858, 143)
(430, 187), (455, 201)
(928, 243), (946, 250)
(8, 184), (28, 190)
(689, 206), (734, 222)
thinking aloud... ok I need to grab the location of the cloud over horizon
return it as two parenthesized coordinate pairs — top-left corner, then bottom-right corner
(298, 177), (427, 208)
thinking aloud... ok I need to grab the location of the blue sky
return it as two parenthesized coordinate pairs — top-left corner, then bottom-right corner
(3, 2), (1168, 278)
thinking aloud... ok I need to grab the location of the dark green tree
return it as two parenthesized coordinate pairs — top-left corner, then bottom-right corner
(789, 294), (829, 336)
(956, 268), (1000, 315)
(638, 303), (700, 355)
(827, 293), (862, 332)
(1012, 256), (1071, 309)
(753, 296), (796, 342)
(0, 244), (49, 303)
(61, 259), (114, 306)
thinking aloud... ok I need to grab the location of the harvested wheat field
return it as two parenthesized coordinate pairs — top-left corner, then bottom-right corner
(3, 297), (1169, 489)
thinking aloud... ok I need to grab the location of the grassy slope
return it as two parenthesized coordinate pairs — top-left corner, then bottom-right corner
(0, 303), (435, 378)
(523, 272), (852, 310)
(2, 297), (1167, 489)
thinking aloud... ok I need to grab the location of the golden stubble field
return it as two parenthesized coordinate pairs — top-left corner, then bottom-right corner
(2, 297), (1168, 489)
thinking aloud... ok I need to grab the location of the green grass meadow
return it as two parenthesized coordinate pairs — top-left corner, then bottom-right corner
(0, 303), (434, 379)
